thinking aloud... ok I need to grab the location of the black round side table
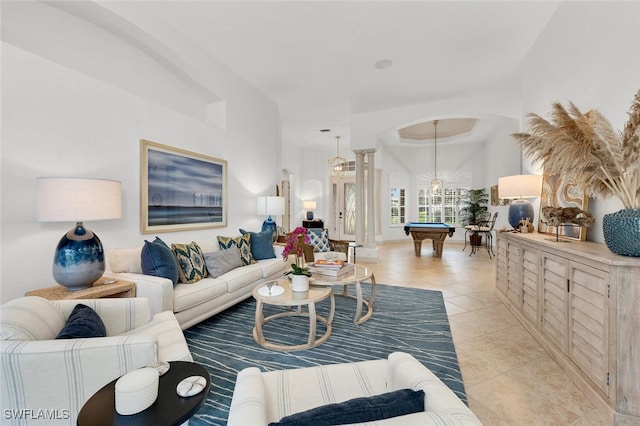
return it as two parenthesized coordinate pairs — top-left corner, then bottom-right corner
(77, 361), (210, 426)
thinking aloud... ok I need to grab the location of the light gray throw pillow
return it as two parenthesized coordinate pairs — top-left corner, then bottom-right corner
(204, 248), (242, 278)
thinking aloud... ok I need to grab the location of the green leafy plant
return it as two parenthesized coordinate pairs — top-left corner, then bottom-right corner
(285, 263), (312, 277)
(460, 189), (490, 226)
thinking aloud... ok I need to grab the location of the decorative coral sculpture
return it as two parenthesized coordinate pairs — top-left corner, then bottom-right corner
(541, 206), (595, 227)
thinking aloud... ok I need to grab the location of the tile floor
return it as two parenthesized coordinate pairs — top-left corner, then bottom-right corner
(359, 240), (611, 425)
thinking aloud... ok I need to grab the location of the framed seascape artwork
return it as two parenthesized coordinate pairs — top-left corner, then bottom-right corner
(141, 140), (227, 233)
(538, 173), (588, 241)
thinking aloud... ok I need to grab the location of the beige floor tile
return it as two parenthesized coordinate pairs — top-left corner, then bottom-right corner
(456, 346), (502, 386)
(468, 374), (583, 425)
(570, 409), (612, 425)
(444, 301), (469, 316)
(446, 294), (491, 311)
(505, 355), (596, 418)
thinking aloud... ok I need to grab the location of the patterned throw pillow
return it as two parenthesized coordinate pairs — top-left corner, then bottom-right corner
(171, 242), (208, 283)
(308, 228), (330, 252)
(217, 234), (256, 266)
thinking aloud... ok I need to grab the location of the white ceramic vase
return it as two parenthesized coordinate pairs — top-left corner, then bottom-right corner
(290, 274), (310, 292)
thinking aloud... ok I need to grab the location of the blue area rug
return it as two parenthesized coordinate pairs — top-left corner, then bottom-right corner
(184, 284), (465, 425)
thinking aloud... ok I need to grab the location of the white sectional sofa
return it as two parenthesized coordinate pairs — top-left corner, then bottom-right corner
(107, 237), (288, 329)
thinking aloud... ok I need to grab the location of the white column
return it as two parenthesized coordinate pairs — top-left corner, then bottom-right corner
(354, 150), (366, 246)
(365, 149), (376, 248)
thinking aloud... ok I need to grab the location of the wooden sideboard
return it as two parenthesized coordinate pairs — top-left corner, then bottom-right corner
(496, 232), (640, 425)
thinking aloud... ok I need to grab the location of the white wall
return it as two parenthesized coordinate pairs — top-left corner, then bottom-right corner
(520, 1), (640, 243)
(0, 4), (280, 302)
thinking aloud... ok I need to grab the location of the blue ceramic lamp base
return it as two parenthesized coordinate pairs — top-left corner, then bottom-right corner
(52, 222), (105, 290)
(261, 216), (278, 242)
(508, 199), (535, 230)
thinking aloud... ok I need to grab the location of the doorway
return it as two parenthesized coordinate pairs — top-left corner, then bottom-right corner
(330, 176), (357, 241)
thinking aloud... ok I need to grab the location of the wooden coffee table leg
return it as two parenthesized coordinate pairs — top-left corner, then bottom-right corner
(351, 275), (376, 325)
(369, 274), (377, 308)
(327, 293), (335, 324)
(253, 300), (265, 346)
(354, 282), (364, 324)
(307, 301), (317, 346)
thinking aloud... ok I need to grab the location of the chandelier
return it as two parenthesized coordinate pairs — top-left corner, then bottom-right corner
(430, 120), (443, 193)
(328, 136), (348, 176)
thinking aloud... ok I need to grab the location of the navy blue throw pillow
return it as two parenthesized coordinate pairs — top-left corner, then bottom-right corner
(56, 304), (106, 339)
(239, 229), (276, 260)
(268, 388), (425, 426)
(141, 237), (179, 284)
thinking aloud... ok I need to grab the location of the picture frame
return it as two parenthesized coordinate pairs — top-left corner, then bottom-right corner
(538, 173), (588, 241)
(490, 185), (499, 206)
(141, 139), (227, 233)
(490, 184), (510, 206)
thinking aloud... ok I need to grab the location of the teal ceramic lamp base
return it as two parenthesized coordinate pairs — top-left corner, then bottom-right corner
(52, 222), (105, 290)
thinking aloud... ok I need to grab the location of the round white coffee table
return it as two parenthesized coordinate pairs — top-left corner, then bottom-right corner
(311, 264), (376, 325)
(252, 279), (334, 351)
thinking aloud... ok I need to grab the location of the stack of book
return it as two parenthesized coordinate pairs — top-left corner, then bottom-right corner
(307, 259), (355, 277)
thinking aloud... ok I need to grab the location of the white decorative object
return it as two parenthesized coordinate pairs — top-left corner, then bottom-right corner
(290, 274), (309, 292)
(176, 376), (207, 397)
(257, 284), (284, 297)
(148, 361), (170, 376)
(115, 367), (159, 415)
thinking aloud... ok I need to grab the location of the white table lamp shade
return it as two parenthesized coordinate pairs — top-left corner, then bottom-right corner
(36, 177), (122, 289)
(304, 200), (317, 220)
(257, 196), (285, 216)
(498, 175), (542, 199)
(37, 178), (122, 222)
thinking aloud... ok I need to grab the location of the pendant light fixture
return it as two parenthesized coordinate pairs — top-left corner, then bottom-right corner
(328, 136), (348, 176)
(430, 120), (443, 193)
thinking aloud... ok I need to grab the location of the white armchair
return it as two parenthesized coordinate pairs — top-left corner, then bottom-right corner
(0, 296), (192, 425)
(228, 351), (481, 425)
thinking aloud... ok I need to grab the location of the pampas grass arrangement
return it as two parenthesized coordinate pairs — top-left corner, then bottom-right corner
(513, 88), (640, 209)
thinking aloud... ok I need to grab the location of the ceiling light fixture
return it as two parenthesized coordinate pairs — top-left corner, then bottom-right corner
(328, 136), (348, 176)
(430, 120), (443, 193)
(374, 59), (393, 70)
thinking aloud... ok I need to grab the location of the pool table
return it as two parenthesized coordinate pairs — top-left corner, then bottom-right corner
(403, 222), (456, 257)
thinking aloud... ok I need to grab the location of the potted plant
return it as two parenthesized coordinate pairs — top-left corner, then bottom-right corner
(282, 227), (312, 291)
(460, 189), (490, 246)
(513, 88), (640, 256)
